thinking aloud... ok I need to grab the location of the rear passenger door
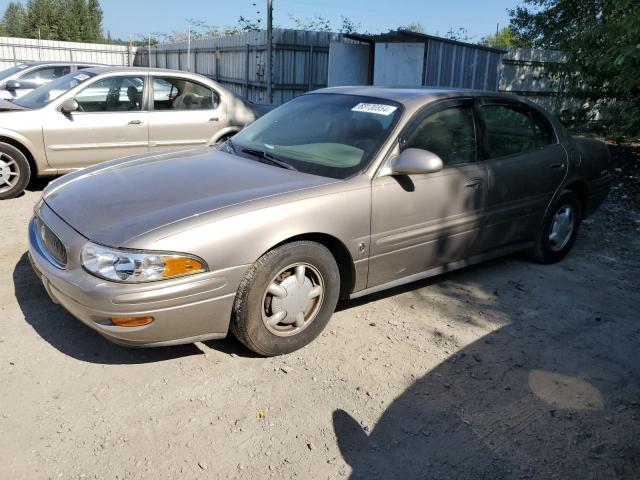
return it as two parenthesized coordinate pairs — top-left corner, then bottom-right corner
(148, 76), (224, 152)
(477, 100), (567, 249)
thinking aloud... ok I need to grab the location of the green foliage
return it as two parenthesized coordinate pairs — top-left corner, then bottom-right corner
(511, 0), (640, 140)
(1, 2), (27, 37)
(0, 0), (103, 42)
(481, 27), (520, 48)
(397, 22), (426, 34)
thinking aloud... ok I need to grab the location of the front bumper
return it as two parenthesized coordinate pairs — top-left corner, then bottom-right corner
(28, 202), (249, 347)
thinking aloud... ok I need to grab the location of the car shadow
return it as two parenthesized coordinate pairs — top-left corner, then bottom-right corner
(332, 260), (640, 479)
(12, 252), (249, 364)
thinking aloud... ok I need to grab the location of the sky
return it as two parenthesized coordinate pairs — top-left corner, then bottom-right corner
(0, 0), (521, 42)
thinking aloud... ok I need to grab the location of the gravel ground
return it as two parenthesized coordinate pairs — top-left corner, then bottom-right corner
(1, 148), (639, 479)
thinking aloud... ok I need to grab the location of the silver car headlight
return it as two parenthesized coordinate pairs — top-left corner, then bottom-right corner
(81, 242), (207, 283)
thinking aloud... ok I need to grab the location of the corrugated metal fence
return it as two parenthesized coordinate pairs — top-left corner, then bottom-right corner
(424, 37), (503, 91)
(499, 48), (577, 114)
(135, 29), (340, 105)
(0, 36), (136, 69)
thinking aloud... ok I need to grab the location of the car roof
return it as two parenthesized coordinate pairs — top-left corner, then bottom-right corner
(22, 61), (104, 66)
(80, 65), (197, 76)
(312, 86), (522, 106)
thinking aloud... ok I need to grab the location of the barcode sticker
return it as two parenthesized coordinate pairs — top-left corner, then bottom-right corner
(351, 103), (397, 116)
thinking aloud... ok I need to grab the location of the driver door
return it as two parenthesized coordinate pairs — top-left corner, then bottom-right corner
(367, 99), (488, 287)
(42, 74), (149, 169)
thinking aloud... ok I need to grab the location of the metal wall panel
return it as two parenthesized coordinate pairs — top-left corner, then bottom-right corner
(424, 38), (503, 91)
(0, 36), (135, 69)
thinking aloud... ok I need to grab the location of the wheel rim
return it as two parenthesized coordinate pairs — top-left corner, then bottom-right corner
(0, 152), (20, 194)
(548, 204), (574, 252)
(261, 263), (324, 337)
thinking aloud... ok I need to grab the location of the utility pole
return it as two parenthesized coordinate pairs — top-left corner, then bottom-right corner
(266, 0), (273, 104)
(187, 23), (191, 72)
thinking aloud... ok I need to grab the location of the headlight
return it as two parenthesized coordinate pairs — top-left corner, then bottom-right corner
(81, 242), (207, 283)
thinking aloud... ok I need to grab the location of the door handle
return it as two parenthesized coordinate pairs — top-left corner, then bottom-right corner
(550, 163), (565, 169)
(128, 120), (142, 125)
(209, 117), (219, 122)
(465, 180), (482, 189)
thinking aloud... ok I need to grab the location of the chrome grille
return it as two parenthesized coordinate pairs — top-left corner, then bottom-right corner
(36, 218), (67, 268)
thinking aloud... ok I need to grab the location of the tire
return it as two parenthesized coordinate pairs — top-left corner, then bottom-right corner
(0, 142), (31, 200)
(230, 241), (340, 356)
(528, 190), (582, 264)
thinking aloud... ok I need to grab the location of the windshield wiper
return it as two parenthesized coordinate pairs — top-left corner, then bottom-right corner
(242, 148), (298, 171)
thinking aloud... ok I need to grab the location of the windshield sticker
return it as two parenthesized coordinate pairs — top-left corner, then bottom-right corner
(17, 64), (28, 69)
(351, 103), (397, 116)
(73, 73), (90, 81)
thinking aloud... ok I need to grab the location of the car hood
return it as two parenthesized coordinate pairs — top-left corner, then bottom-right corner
(43, 148), (336, 247)
(0, 98), (26, 110)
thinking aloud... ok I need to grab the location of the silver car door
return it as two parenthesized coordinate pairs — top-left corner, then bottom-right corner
(42, 74), (149, 169)
(148, 76), (225, 152)
(368, 100), (488, 288)
(476, 100), (568, 250)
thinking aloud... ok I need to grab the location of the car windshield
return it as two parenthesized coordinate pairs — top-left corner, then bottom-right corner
(231, 93), (402, 179)
(0, 64), (29, 82)
(14, 70), (96, 109)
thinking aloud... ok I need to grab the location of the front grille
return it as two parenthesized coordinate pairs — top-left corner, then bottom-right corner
(36, 218), (67, 268)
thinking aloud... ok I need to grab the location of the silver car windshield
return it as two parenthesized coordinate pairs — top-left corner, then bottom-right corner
(14, 70), (96, 109)
(231, 93), (402, 179)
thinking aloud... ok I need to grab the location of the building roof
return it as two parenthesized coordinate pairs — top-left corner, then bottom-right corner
(344, 30), (506, 55)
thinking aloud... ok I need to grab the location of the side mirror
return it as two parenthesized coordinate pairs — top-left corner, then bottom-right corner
(5, 80), (20, 91)
(60, 98), (79, 114)
(388, 148), (444, 175)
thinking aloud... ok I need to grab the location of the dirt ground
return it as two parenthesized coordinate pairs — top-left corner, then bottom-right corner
(1, 146), (639, 479)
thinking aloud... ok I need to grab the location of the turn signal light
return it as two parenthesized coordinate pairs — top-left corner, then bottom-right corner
(163, 257), (205, 279)
(110, 316), (155, 327)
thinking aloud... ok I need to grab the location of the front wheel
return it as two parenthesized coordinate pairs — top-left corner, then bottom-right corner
(230, 241), (340, 356)
(0, 142), (31, 200)
(528, 190), (582, 264)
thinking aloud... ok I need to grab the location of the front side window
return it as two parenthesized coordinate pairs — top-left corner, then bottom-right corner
(404, 106), (477, 166)
(482, 105), (554, 159)
(152, 77), (219, 110)
(75, 76), (144, 112)
(231, 93), (402, 179)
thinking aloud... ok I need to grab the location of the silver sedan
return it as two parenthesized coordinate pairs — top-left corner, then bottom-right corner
(0, 66), (260, 199)
(28, 87), (612, 355)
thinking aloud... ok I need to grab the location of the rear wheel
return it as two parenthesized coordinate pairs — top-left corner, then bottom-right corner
(231, 241), (340, 356)
(528, 190), (582, 264)
(0, 142), (30, 200)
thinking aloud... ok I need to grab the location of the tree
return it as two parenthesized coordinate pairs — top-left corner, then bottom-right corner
(481, 26), (519, 48)
(510, 0), (640, 139)
(397, 22), (426, 34)
(1, 2), (27, 37)
(85, 0), (103, 42)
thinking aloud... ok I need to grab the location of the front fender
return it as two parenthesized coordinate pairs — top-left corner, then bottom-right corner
(0, 126), (49, 173)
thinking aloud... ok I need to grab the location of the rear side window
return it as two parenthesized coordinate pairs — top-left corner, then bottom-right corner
(482, 105), (554, 159)
(152, 77), (219, 111)
(404, 106), (477, 166)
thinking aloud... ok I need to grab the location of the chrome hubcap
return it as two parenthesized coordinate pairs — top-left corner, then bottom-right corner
(262, 263), (324, 337)
(0, 153), (20, 193)
(549, 205), (574, 251)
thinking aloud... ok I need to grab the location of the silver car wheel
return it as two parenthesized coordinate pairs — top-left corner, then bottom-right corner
(0, 153), (20, 194)
(548, 205), (574, 252)
(261, 263), (324, 337)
